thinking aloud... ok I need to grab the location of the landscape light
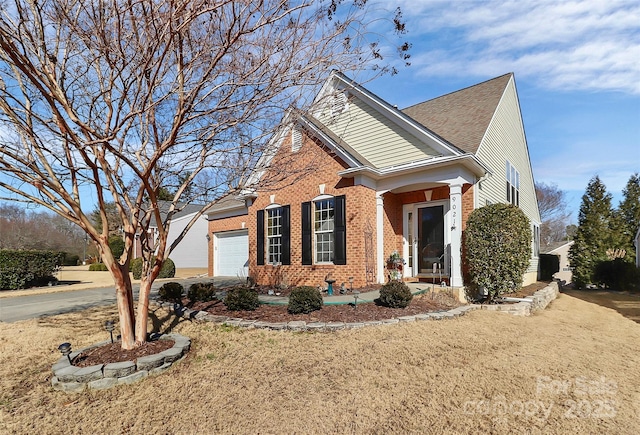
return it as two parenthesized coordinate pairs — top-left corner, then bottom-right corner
(104, 320), (115, 343)
(58, 342), (72, 363)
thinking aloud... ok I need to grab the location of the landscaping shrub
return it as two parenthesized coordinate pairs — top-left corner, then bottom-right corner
(378, 280), (413, 308)
(131, 257), (175, 279)
(0, 249), (64, 290)
(158, 282), (184, 302)
(224, 286), (260, 311)
(539, 254), (560, 281)
(187, 282), (218, 302)
(288, 286), (323, 314)
(594, 259), (640, 291)
(62, 253), (80, 266)
(89, 263), (109, 271)
(108, 235), (125, 259)
(463, 203), (531, 302)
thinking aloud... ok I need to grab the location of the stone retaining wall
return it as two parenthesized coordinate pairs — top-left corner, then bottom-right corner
(152, 301), (484, 331)
(51, 333), (190, 393)
(481, 282), (559, 316)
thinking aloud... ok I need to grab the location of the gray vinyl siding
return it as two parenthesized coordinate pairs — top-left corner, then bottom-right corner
(166, 214), (209, 268)
(474, 78), (541, 275)
(317, 95), (442, 168)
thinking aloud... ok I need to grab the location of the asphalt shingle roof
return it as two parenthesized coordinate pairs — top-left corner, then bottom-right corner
(402, 73), (513, 155)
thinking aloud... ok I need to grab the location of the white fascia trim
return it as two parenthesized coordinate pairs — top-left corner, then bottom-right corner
(338, 154), (490, 181)
(331, 72), (462, 157)
(298, 116), (362, 168)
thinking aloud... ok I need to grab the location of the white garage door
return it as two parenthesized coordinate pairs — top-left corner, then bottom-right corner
(215, 230), (249, 277)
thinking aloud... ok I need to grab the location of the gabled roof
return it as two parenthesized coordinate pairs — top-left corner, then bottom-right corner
(402, 73), (513, 154)
(541, 240), (574, 255)
(150, 201), (208, 227)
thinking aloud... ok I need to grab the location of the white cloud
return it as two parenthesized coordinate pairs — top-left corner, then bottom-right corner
(393, 0), (640, 94)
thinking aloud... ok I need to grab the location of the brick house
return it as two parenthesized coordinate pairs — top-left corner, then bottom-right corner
(206, 71), (541, 291)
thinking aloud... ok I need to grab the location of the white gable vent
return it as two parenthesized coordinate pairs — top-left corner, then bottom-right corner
(291, 126), (302, 152)
(330, 91), (348, 117)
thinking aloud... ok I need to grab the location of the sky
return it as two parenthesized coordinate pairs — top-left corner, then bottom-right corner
(363, 0), (640, 222)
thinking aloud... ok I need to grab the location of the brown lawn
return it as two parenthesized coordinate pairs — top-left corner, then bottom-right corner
(1, 292), (639, 434)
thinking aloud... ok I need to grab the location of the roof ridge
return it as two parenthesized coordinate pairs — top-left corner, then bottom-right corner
(403, 72), (513, 111)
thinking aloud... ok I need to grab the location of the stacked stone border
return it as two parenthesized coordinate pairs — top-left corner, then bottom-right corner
(51, 333), (190, 393)
(480, 281), (559, 316)
(150, 282), (559, 330)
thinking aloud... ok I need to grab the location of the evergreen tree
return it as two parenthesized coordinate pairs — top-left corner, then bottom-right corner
(618, 173), (640, 260)
(569, 176), (614, 288)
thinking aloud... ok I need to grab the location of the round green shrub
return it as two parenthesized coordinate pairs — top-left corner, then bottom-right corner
(130, 257), (143, 279)
(288, 286), (323, 314)
(187, 282), (217, 302)
(89, 262), (108, 271)
(108, 235), (125, 259)
(131, 257), (175, 279)
(463, 203), (531, 302)
(158, 258), (175, 279)
(158, 282), (184, 302)
(378, 280), (413, 308)
(224, 286), (260, 311)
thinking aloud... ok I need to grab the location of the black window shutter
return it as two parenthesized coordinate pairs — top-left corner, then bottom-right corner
(333, 195), (347, 265)
(281, 205), (291, 265)
(301, 201), (312, 265)
(256, 209), (265, 266)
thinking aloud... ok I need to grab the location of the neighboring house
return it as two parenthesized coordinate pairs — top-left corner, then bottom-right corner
(542, 241), (574, 285)
(207, 71), (541, 291)
(134, 202), (209, 269)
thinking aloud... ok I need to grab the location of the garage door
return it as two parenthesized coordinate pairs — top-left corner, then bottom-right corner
(215, 230), (249, 277)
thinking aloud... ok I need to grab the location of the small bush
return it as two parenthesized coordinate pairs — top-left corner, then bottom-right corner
(539, 254), (560, 281)
(288, 286), (323, 314)
(0, 249), (64, 290)
(224, 286), (260, 311)
(62, 253), (79, 266)
(158, 282), (184, 302)
(89, 263), (108, 271)
(595, 259), (640, 291)
(378, 281), (413, 308)
(187, 282), (218, 302)
(108, 235), (125, 259)
(131, 257), (175, 279)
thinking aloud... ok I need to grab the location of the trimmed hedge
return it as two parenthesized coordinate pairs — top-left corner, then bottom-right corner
(0, 249), (64, 290)
(595, 259), (640, 291)
(288, 286), (323, 314)
(463, 203), (531, 302)
(158, 282), (184, 302)
(89, 263), (108, 271)
(539, 254), (560, 281)
(131, 257), (175, 279)
(224, 286), (260, 311)
(187, 282), (218, 302)
(378, 280), (413, 308)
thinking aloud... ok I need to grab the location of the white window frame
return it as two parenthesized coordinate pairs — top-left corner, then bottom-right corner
(314, 197), (335, 264)
(267, 206), (283, 265)
(506, 160), (520, 207)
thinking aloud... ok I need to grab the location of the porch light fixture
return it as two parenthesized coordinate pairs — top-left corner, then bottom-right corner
(104, 320), (116, 343)
(58, 342), (72, 363)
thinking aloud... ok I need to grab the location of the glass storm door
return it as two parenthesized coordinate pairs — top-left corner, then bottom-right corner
(418, 205), (445, 274)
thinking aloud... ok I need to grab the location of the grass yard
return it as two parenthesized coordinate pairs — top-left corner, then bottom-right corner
(1, 292), (639, 434)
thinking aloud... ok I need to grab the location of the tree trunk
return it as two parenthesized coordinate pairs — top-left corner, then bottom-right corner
(135, 277), (153, 344)
(112, 267), (136, 350)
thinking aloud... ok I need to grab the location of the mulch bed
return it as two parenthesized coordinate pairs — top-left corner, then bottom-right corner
(72, 340), (175, 368)
(186, 292), (462, 323)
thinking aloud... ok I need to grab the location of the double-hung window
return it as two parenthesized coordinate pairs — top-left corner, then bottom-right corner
(506, 160), (520, 207)
(267, 207), (283, 264)
(314, 198), (335, 263)
(256, 205), (290, 266)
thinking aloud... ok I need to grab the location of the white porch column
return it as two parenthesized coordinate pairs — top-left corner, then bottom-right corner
(449, 184), (463, 287)
(376, 193), (385, 284)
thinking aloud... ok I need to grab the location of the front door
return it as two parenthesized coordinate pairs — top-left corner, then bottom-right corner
(418, 205), (445, 274)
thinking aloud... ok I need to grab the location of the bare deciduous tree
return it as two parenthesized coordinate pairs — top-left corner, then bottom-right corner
(535, 181), (571, 246)
(0, 0), (408, 348)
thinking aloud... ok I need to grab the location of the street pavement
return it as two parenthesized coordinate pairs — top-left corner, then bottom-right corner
(0, 277), (242, 323)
